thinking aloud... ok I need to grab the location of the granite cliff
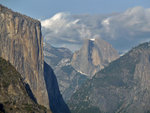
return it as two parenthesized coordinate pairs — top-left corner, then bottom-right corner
(0, 4), (70, 113)
(0, 57), (51, 113)
(71, 38), (119, 78)
(69, 42), (150, 113)
(0, 5), (49, 108)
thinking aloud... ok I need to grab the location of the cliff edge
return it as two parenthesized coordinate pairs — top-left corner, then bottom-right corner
(0, 4), (49, 108)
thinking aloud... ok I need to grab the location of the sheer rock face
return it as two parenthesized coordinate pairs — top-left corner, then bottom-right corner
(71, 38), (119, 78)
(0, 5), (49, 108)
(69, 42), (150, 113)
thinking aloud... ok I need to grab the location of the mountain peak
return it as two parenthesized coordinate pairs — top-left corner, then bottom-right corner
(69, 41), (150, 113)
(71, 38), (119, 77)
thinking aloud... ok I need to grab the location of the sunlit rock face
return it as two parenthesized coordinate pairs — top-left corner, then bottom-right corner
(71, 38), (119, 78)
(0, 5), (49, 108)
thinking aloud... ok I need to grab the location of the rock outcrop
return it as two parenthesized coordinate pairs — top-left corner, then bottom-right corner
(44, 42), (72, 69)
(71, 38), (119, 78)
(69, 42), (150, 113)
(44, 38), (119, 101)
(54, 64), (88, 101)
(0, 5), (49, 108)
(0, 57), (51, 113)
(44, 43), (88, 101)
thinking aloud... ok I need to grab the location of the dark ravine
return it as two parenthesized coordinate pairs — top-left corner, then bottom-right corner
(44, 62), (70, 113)
(69, 42), (150, 113)
(0, 4), (70, 113)
(0, 57), (51, 113)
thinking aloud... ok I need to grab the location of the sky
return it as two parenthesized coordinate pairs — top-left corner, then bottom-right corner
(0, 0), (150, 19)
(0, 0), (150, 53)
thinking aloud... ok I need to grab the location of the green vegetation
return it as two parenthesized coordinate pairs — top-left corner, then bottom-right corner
(0, 58), (20, 88)
(0, 57), (47, 113)
(70, 100), (101, 113)
(72, 106), (101, 113)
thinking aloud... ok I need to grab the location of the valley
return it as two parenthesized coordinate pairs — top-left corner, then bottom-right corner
(0, 2), (150, 113)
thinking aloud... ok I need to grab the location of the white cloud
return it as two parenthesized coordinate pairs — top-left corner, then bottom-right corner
(41, 12), (98, 51)
(102, 18), (110, 25)
(41, 7), (150, 52)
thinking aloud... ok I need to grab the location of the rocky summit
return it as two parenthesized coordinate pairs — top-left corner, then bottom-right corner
(0, 57), (51, 113)
(71, 38), (119, 78)
(69, 42), (150, 113)
(44, 38), (118, 102)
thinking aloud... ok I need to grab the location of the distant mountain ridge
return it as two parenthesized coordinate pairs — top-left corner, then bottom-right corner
(44, 43), (88, 101)
(44, 38), (119, 101)
(44, 42), (72, 69)
(69, 41), (150, 113)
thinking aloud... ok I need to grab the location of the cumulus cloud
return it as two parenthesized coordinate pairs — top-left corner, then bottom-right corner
(41, 7), (150, 52)
(41, 12), (99, 51)
(100, 6), (150, 51)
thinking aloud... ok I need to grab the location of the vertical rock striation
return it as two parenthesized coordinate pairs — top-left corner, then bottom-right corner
(0, 5), (49, 108)
(71, 38), (119, 78)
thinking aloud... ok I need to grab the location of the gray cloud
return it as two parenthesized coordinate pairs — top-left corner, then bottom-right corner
(100, 6), (150, 51)
(41, 7), (150, 52)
